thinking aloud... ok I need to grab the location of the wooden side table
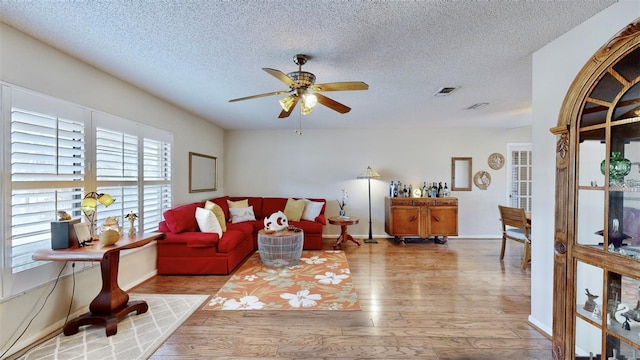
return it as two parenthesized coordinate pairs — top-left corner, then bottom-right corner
(32, 232), (163, 336)
(328, 216), (361, 249)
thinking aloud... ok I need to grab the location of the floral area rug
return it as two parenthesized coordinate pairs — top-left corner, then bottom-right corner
(203, 250), (360, 310)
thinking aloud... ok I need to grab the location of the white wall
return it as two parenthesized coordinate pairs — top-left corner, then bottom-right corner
(225, 127), (531, 238)
(529, 2), (639, 336)
(0, 22), (225, 357)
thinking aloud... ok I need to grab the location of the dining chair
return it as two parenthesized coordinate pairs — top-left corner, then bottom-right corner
(498, 205), (531, 270)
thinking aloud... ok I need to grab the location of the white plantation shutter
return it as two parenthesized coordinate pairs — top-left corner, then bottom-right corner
(11, 111), (85, 181)
(9, 91), (87, 273)
(96, 128), (138, 181)
(94, 124), (139, 229)
(142, 138), (172, 232)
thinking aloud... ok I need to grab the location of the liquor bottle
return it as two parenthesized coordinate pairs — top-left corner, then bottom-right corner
(389, 181), (394, 197)
(431, 182), (437, 198)
(393, 181), (399, 197)
(437, 182), (443, 197)
(444, 182), (449, 197)
(402, 184), (407, 198)
(422, 182), (428, 197)
(408, 184), (413, 197)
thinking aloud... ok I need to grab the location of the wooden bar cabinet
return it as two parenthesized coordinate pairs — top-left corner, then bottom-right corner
(384, 197), (458, 244)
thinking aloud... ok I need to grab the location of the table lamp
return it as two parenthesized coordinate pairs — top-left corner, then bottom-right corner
(81, 192), (115, 239)
(357, 166), (380, 243)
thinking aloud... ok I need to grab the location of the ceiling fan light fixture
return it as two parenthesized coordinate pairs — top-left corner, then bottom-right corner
(302, 92), (318, 108)
(301, 102), (314, 115)
(279, 95), (297, 112)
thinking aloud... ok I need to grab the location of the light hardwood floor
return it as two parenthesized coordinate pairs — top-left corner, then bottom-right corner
(133, 238), (552, 359)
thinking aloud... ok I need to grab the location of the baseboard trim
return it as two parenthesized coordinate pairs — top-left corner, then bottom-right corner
(527, 315), (552, 339)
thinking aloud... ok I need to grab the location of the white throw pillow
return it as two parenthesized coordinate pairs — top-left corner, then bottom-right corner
(301, 199), (324, 221)
(229, 206), (256, 223)
(195, 207), (223, 238)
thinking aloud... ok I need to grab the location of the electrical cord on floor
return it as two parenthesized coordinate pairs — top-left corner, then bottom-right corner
(0, 261), (68, 359)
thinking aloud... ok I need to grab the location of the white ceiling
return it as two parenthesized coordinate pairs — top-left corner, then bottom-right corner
(0, 0), (617, 130)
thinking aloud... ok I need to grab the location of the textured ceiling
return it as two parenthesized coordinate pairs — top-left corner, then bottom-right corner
(0, 0), (618, 130)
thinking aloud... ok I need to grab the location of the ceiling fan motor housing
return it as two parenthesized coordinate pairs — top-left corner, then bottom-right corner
(287, 71), (316, 88)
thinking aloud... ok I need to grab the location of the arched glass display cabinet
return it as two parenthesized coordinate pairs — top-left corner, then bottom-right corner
(551, 21), (640, 360)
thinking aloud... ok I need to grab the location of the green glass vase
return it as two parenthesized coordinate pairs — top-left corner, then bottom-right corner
(600, 151), (631, 185)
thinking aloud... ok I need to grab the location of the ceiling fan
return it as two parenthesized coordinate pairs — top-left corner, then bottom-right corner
(229, 54), (368, 118)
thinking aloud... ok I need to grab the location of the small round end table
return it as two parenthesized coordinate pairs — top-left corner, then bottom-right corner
(328, 216), (361, 249)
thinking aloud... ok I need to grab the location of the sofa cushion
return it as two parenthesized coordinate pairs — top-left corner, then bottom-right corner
(217, 229), (251, 253)
(209, 196), (230, 221)
(158, 221), (171, 233)
(205, 200), (227, 232)
(163, 202), (202, 233)
(229, 206), (256, 223)
(284, 198), (305, 221)
(262, 197), (288, 218)
(301, 197), (326, 224)
(227, 198), (248, 209)
(302, 199), (324, 221)
(195, 207), (223, 237)
(226, 221), (254, 238)
(230, 197), (264, 219)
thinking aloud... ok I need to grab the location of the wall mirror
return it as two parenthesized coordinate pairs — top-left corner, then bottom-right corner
(189, 152), (217, 193)
(451, 157), (472, 191)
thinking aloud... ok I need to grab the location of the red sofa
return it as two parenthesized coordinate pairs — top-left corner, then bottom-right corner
(157, 196), (326, 275)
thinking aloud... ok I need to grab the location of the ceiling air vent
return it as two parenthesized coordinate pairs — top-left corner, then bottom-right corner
(466, 102), (489, 110)
(434, 87), (459, 96)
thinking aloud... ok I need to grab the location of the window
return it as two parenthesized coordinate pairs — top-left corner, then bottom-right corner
(507, 143), (533, 212)
(1, 85), (173, 298)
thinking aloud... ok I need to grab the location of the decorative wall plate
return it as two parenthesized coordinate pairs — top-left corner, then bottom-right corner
(474, 170), (491, 190)
(488, 153), (505, 170)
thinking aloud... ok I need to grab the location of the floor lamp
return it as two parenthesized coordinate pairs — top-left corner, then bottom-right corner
(358, 166), (380, 243)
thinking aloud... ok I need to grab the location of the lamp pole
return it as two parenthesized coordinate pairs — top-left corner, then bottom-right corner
(365, 176), (376, 243)
(358, 166), (380, 244)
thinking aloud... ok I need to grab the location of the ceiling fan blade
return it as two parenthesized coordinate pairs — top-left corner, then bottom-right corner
(263, 68), (298, 88)
(315, 93), (351, 114)
(229, 90), (290, 102)
(310, 81), (369, 92)
(278, 97), (299, 118)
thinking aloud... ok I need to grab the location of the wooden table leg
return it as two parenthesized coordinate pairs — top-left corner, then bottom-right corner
(333, 225), (361, 249)
(63, 251), (148, 336)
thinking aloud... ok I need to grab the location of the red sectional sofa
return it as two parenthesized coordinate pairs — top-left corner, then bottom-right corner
(157, 196), (326, 275)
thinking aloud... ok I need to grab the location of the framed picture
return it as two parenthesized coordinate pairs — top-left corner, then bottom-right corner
(73, 222), (92, 246)
(189, 152), (218, 193)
